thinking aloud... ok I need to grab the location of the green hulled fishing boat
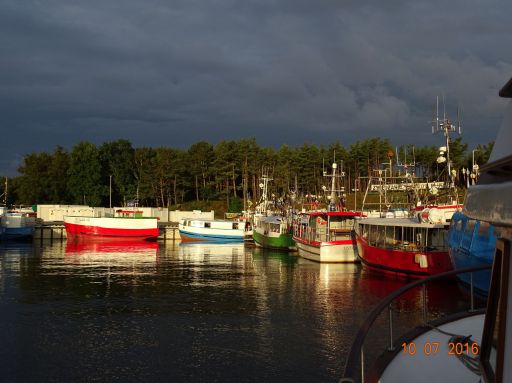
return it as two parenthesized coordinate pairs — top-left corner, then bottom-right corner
(253, 215), (296, 251)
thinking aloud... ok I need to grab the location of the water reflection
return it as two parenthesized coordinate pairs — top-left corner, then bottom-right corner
(178, 242), (246, 262)
(0, 241), (477, 382)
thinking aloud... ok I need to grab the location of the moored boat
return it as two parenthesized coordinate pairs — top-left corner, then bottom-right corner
(0, 209), (36, 241)
(253, 215), (296, 251)
(293, 211), (361, 262)
(448, 211), (496, 295)
(64, 213), (159, 240)
(343, 76), (512, 383)
(178, 218), (250, 242)
(355, 214), (453, 278)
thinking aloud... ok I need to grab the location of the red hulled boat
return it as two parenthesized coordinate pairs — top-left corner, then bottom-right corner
(354, 215), (453, 278)
(64, 210), (159, 241)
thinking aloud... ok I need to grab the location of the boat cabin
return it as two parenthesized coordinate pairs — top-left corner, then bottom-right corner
(294, 212), (360, 243)
(115, 209), (144, 218)
(257, 216), (290, 236)
(182, 219), (242, 231)
(357, 218), (448, 253)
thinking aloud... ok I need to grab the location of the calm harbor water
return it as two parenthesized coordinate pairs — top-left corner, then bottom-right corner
(0, 240), (480, 382)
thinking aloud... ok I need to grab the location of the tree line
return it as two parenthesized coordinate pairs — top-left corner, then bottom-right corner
(1, 137), (493, 210)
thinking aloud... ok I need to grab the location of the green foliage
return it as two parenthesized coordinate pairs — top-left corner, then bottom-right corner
(228, 197), (243, 213)
(99, 139), (136, 206)
(16, 152), (53, 204)
(8, 136), (493, 207)
(67, 141), (105, 206)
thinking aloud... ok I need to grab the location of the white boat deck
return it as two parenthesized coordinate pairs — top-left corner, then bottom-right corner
(380, 314), (485, 383)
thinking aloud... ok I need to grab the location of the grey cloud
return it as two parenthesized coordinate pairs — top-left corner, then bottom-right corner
(0, 0), (511, 175)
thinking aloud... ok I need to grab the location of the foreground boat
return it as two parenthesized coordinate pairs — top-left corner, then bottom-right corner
(448, 211), (496, 295)
(355, 214), (453, 278)
(343, 76), (512, 383)
(253, 215), (296, 251)
(178, 218), (250, 242)
(64, 213), (159, 240)
(293, 211), (360, 262)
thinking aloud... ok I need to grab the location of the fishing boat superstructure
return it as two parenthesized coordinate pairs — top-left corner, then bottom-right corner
(253, 215), (296, 251)
(355, 216), (453, 278)
(293, 211), (361, 262)
(252, 172), (296, 251)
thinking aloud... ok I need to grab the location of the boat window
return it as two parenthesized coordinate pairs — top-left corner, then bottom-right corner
(428, 228), (447, 250)
(232, 223), (239, 230)
(368, 225), (376, 245)
(204, 222), (211, 228)
(402, 226), (414, 244)
(359, 224), (368, 240)
(374, 225), (385, 247)
(385, 226), (395, 248)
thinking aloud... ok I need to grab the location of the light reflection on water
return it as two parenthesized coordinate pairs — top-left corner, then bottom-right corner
(0, 241), (477, 382)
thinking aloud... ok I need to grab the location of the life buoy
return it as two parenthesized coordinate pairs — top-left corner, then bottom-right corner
(316, 217), (327, 225)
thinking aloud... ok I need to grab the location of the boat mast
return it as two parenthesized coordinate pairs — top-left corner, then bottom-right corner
(432, 96), (462, 189)
(3, 177), (7, 207)
(322, 153), (346, 211)
(257, 169), (272, 215)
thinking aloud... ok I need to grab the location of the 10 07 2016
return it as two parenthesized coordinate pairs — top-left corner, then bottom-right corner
(401, 341), (479, 356)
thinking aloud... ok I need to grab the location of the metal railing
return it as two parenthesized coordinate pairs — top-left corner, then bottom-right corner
(341, 265), (491, 383)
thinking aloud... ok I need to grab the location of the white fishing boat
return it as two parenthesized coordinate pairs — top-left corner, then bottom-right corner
(178, 218), (251, 242)
(293, 160), (361, 262)
(342, 76), (512, 383)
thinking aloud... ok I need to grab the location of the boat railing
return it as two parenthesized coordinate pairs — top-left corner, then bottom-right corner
(341, 265), (491, 383)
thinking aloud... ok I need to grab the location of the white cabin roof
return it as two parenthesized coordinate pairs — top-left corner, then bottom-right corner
(357, 217), (447, 229)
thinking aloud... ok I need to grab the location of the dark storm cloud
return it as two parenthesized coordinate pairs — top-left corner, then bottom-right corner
(1, 0), (511, 175)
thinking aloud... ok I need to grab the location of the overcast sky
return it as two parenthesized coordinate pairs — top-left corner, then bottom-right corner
(1, 0), (511, 175)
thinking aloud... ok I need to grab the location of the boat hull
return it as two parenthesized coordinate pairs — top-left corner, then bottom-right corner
(293, 237), (358, 263)
(1, 227), (35, 240)
(253, 228), (296, 251)
(1, 214), (36, 240)
(450, 248), (492, 295)
(64, 216), (159, 240)
(447, 212), (495, 295)
(178, 230), (244, 242)
(356, 236), (453, 278)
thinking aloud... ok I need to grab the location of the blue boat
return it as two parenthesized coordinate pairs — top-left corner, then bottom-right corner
(178, 218), (251, 243)
(0, 211), (36, 241)
(447, 210), (496, 295)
